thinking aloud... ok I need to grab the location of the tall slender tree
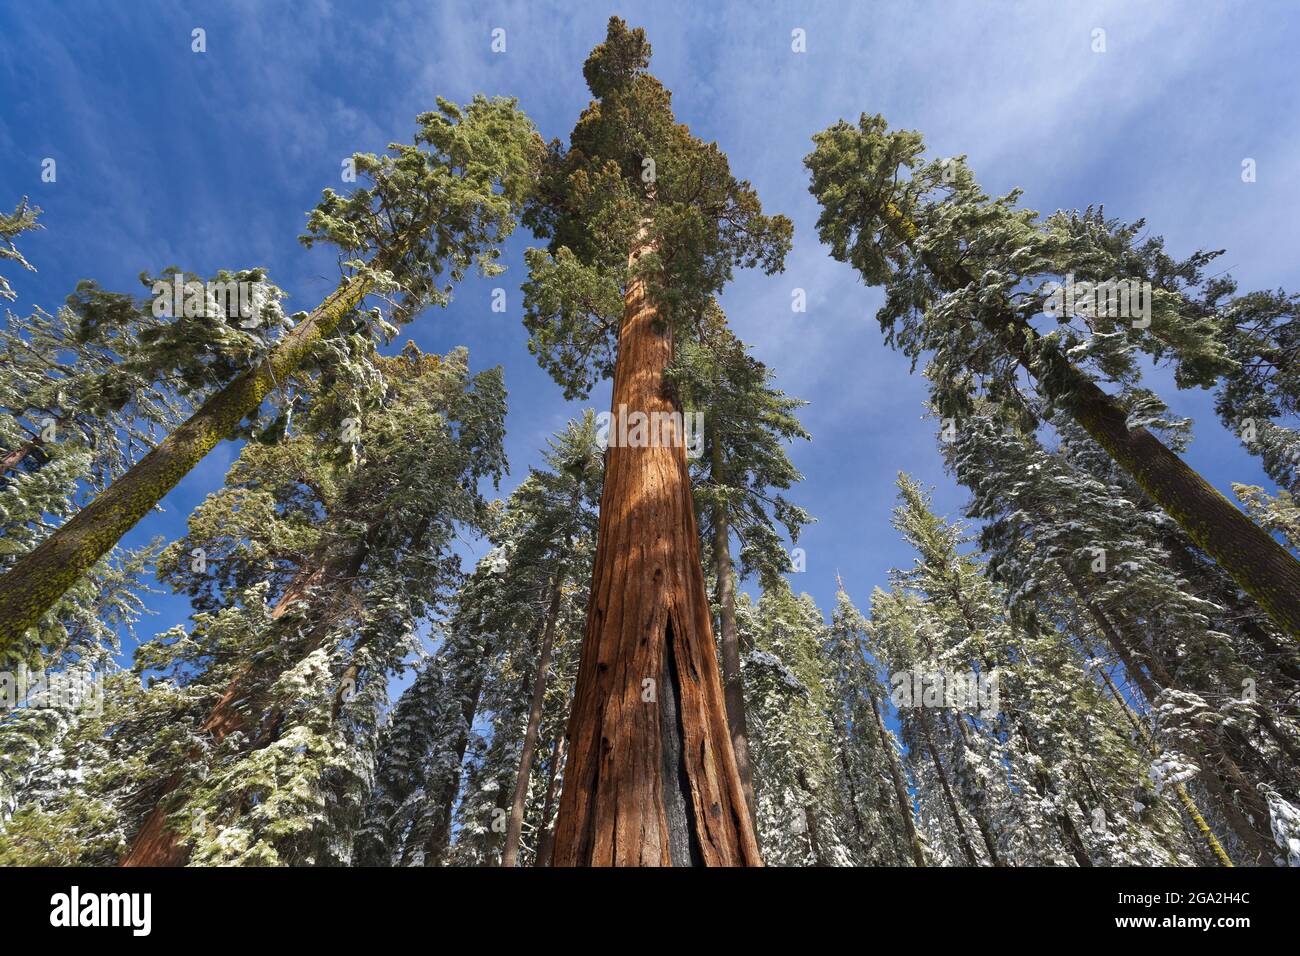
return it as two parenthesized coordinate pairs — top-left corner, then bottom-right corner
(806, 115), (1300, 636)
(499, 416), (602, 866)
(521, 18), (791, 865)
(354, 558), (506, 867)
(823, 581), (926, 866)
(946, 397), (1298, 864)
(0, 98), (540, 655)
(109, 344), (506, 866)
(740, 581), (851, 866)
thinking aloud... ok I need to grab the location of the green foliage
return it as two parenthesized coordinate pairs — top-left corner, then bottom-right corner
(867, 474), (1200, 866)
(0, 199), (40, 303)
(671, 304), (812, 582)
(0, 344), (509, 864)
(358, 414), (601, 866)
(521, 17), (792, 400)
(805, 113), (1234, 426)
(302, 96), (543, 320)
(741, 580), (851, 866)
(1212, 289), (1300, 492)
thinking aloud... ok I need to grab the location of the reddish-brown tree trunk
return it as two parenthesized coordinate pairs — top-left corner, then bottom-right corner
(1, 441), (37, 475)
(120, 544), (361, 866)
(550, 236), (761, 866)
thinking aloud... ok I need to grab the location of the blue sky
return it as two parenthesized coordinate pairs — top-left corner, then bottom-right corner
(3, 0), (1298, 655)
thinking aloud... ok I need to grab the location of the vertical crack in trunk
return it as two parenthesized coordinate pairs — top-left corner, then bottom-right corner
(659, 618), (703, 866)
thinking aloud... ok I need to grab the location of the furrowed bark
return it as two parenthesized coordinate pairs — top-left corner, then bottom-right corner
(0, 272), (376, 655)
(550, 235), (761, 866)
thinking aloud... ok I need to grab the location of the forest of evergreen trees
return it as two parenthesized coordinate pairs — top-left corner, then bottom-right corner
(1, 17), (1298, 870)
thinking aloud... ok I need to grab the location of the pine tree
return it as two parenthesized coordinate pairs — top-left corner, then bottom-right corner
(0, 199), (40, 306)
(671, 302), (811, 831)
(0, 98), (540, 655)
(946, 399), (1298, 864)
(823, 582), (926, 866)
(862, 474), (1201, 866)
(805, 115), (1300, 636)
(18, 344), (513, 866)
(499, 415), (602, 866)
(445, 558), (589, 867)
(1207, 287), (1300, 494)
(739, 581), (850, 866)
(868, 482), (1016, 866)
(356, 417), (600, 867)
(520, 17), (791, 865)
(1, 215), (249, 666)
(353, 562), (504, 867)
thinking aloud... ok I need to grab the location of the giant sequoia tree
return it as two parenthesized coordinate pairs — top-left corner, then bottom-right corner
(805, 115), (1300, 636)
(520, 18), (791, 865)
(0, 98), (539, 655)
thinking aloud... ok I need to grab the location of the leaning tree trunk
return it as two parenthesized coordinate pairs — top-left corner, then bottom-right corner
(709, 440), (759, 832)
(949, 714), (1004, 866)
(870, 691), (927, 866)
(1090, 655), (1234, 866)
(916, 709), (979, 866)
(0, 269), (380, 655)
(882, 205), (1300, 638)
(1016, 725), (1092, 867)
(501, 567), (568, 867)
(534, 732), (567, 867)
(1065, 570), (1273, 864)
(550, 233), (761, 867)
